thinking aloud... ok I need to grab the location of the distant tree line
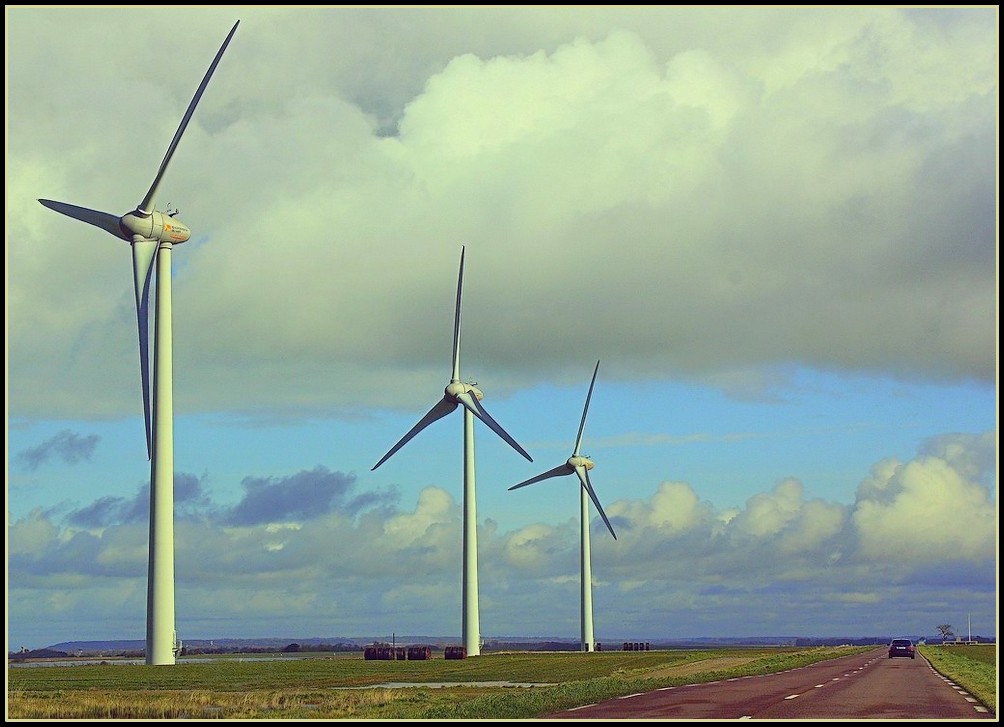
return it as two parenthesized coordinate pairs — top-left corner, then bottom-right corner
(10, 632), (995, 661)
(791, 637), (891, 647)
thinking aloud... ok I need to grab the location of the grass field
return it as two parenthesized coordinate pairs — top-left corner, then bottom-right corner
(918, 643), (997, 713)
(7, 644), (996, 719)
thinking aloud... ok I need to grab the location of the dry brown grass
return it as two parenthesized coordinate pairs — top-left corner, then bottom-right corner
(625, 655), (761, 680)
(6, 687), (409, 720)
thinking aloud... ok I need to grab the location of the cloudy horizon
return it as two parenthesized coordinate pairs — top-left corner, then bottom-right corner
(6, 6), (997, 651)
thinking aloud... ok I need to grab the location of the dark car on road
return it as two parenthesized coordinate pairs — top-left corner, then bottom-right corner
(888, 638), (916, 659)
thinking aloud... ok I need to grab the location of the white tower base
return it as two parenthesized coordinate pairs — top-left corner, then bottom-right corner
(146, 242), (176, 666)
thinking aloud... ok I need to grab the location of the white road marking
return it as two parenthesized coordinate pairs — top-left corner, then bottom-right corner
(784, 694), (800, 700)
(618, 693), (644, 699)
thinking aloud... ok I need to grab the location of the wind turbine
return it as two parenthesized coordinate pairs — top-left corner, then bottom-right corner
(38, 20), (240, 665)
(372, 246), (533, 656)
(509, 359), (616, 652)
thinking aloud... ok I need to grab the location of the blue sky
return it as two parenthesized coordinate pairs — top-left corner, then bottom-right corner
(6, 6), (998, 651)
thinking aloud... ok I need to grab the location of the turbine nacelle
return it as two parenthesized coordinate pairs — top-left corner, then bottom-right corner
(371, 247), (533, 472)
(447, 380), (483, 401)
(120, 210), (192, 244)
(38, 18), (239, 466)
(508, 360), (616, 540)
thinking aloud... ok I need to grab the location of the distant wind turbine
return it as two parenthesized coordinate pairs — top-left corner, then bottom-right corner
(38, 20), (240, 665)
(509, 359), (616, 652)
(372, 246), (533, 656)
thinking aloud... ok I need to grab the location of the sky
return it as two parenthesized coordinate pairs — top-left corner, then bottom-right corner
(5, 6), (998, 651)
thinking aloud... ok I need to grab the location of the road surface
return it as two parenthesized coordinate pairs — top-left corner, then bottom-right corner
(548, 647), (994, 720)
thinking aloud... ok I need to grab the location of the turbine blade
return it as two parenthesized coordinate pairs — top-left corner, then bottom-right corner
(131, 237), (159, 460)
(460, 391), (533, 462)
(573, 360), (600, 456)
(577, 466), (617, 540)
(372, 395), (457, 470)
(451, 246), (465, 382)
(138, 20), (239, 215)
(509, 464), (572, 490)
(38, 199), (127, 240)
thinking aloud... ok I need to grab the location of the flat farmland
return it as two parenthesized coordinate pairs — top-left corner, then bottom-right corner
(8, 646), (870, 719)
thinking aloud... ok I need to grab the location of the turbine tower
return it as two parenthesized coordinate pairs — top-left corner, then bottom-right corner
(38, 21), (240, 665)
(372, 246), (533, 656)
(509, 360), (616, 652)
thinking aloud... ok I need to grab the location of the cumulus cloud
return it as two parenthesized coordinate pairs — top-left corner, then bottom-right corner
(8, 431), (996, 643)
(851, 438), (996, 563)
(381, 486), (455, 543)
(605, 481), (715, 541)
(487, 431), (993, 636)
(917, 431), (997, 486)
(500, 521), (574, 572)
(6, 7), (996, 421)
(16, 430), (100, 470)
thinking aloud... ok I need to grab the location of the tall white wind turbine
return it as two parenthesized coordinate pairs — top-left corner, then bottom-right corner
(509, 360), (616, 652)
(372, 246), (533, 656)
(38, 21), (240, 665)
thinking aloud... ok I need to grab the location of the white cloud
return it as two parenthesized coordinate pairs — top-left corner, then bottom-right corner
(382, 486), (456, 542)
(730, 478), (806, 538)
(8, 509), (61, 557)
(8, 429), (996, 645)
(501, 522), (567, 571)
(852, 451), (997, 563)
(776, 499), (845, 555)
(610, 481), (711, 534)
(7, 8), (996, 421)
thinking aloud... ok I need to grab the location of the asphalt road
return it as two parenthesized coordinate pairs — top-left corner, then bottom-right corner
(548, 647), (994, 720)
